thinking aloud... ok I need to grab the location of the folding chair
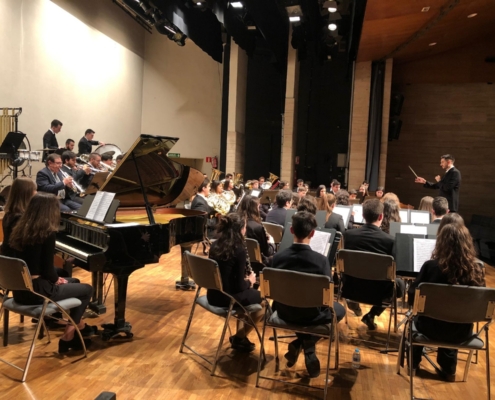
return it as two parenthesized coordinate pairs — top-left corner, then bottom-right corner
(397, 283), (495, 400)
(245, 238), (266, 275)
(336, 249), (398, 351)
(262, 222), (284, 249)
(0, 255), (87, 382)
(256, 268), (338, 399)
(180, 251), (264, 375)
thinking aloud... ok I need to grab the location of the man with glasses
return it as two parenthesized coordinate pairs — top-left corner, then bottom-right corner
(36, 153), (81, 212)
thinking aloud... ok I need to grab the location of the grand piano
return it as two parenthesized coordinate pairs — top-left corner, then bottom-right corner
(55, 135), (207, 340)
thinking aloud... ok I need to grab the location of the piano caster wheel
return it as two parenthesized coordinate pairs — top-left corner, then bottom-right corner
(175, 280), (196, 291)
(101, 322), (133, 341)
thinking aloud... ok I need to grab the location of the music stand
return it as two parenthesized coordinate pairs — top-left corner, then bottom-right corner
(0, 132), (26, 179)
(84, 172), (110, 195)
(260, 190), (278, 205)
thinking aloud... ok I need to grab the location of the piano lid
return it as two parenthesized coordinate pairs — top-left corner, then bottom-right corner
(97, 134), (203, 208)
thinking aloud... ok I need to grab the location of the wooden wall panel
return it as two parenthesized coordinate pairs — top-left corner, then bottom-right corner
(385, 83), (495, 222)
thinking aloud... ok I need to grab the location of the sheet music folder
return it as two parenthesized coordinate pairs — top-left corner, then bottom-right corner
(76, 192), (120, 224)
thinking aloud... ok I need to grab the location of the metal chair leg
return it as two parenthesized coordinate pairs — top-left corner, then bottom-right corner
(21, 302), (48, 382)
(256, 310), (269, 388)
(463, 350), (474, 382)
(211, 303), (234, 376)
(486, 328), (490, 400)
(409, 322), (414, 400)
(180, 289), (200, 353)
(324, 327), (333, 399)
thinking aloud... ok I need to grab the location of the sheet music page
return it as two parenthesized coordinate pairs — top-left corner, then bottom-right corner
(352, 204), (364, 223)
(410, 211), (430, 224)
(309, 230), (331, 256)
(333, 206), (351, 227)
(413, 238), (436, 272)
(399, 209), (409, 223)
(400, 224), (427, 235)
(86, 191), (116, 222)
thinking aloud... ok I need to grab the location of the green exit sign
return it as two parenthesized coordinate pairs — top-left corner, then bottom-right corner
(168, 153), (180, 158)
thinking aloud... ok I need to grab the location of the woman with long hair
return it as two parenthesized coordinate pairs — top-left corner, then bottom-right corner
(323, 193), (345, 232)
(208, 213), (263, 352)
(380, 192), (400, 207)
(381, 200), (401, 234)
(9, 193), (95, 353)
(211, 180), (223, 194)
(1, 178), (37, 257)
(237, 195), (273, 263)
(418, 196), (434, 212)
(408, 223), (485, 380)
(438, 212), (465, 231)
(315, 185), (326, 198)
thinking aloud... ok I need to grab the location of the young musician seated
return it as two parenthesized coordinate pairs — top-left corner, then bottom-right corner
(315, 185), (326, 198)
(265, 190), (292, 227)
(381, 199), (401, 234)
(101, 152), (113, 168)
(418, 196), (434, 212)
(430, 196), (448, 223)
(272, 211), (345, 378)
(61, 151), (92, 201)
(208, 213), (263, 352)
(297, 197), (317, 215)
(329, 179), (341, 195)
(324, 193), (345, 232)
(237, 195), (273, 265)
(408, 221), (485, 381)
(8, 193), (96, 352)
(375, 186), (384, 199)
(191, 178), (217, 238)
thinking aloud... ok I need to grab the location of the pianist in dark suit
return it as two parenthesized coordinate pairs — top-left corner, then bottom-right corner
(8, 193), (95, 353)
(42, 119), (62, 162)
(431, 196), (449, 223)
(36, 154), (81, 212)
(415, 154), (461, 213)
(78, 129), (103, 155)
(343, 199), (405, 330)
(191, 178), (217, 237)
(407, 223), (485, 380)
(265, 190), (293, 227)
(273, 211), (345, 378)
(208, 213), (263, 352)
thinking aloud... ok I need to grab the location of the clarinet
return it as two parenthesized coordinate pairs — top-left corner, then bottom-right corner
(243, 239), (254, 278)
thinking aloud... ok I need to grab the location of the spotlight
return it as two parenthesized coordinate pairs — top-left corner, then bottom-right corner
(230, 1), (243, 8)
(323, 1), (338, 13)
(289, 16), (301, 22)
(328, 23), (337, 31)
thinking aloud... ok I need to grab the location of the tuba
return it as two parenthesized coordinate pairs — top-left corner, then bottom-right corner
(261, 172), (279, 190)
(210, 168), (223, 182)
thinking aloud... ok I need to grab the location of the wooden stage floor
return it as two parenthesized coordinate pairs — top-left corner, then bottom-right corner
(0, 246), (493, 400)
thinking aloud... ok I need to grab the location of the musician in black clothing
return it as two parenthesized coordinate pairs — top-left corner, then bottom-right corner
(415, 154), (461, 213)
(273, 211), (345, 378)
(191, 178), (217, 237)
(78, 129), (104, 155)
(265, 190), (292, 227)
(408, 223), (485, 380)
(61, 151), (92, 201)
(329, 179), (341, 195)
(431, 196), (449, 223)
(343, 199), (405, 330)
(42, 119), (62, 162)
(324, 193), (345, 233)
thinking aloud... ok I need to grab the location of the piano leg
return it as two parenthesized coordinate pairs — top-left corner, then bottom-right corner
(101, 273), (133, 341)
(89, 271), (107, 315)
(175, 244), (196, 291)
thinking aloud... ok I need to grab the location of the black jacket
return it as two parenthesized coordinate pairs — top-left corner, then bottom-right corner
(36, 167), (69, 199)
(424, 167), (461, 213)
(78, 136), (99, 155)
(42, 130), (58, 162)
(266, 206), (287, 227)
(324, 212), (345, 233)
(191, 194), (216, 231)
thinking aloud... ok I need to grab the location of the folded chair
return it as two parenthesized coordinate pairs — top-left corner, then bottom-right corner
(0, 255), (87, 382)
(180, 251), (264, 376)
(397, 283), (495, 400)
(256, 268), (338, 399)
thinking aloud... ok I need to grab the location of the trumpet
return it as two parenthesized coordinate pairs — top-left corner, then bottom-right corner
(60, 169), (85, 194)
(76, 158), (108, 174)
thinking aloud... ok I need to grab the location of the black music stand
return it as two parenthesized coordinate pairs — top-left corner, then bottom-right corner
(84, 172), (110, 195)
(0, 132), (26, 179)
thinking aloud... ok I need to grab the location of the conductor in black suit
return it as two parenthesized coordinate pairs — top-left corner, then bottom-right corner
(42, 119), (62, 162)
(191, 178), (217, 237)
(273, 211), (345, 378)
(78, 129), (104, 155)
(36, 154), (81, 212)
(343, 199), (405, 330)
(415, 154), (461, 213)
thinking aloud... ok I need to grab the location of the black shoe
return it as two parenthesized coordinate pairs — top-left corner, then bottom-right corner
(284, 339), (302, 367)
(346, 301), (362, 317)
(303, 340), (320, 378)
(59, 336), (92, 354)
(229, 335), (255, 353)
(79, 324), (99, 337)
(437, 369), (456, 382)
(361, 313), (377, 330)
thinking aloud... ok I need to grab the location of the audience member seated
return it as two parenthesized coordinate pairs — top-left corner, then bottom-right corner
(418, 196), (434, 213)
(343, 199), (405, 330)
(207, 213), (264, 352)
(315, 185), (326, 198)
(408, 222), (485, 381)
(430, 196), (448, 223)
(297, 197), (317, 215)
(381, 199), (401, 234)
(375, 186), (384, 199)
(237, 195), (273, 265)
(272, 211), (346, 377)
(8, 193), (95, 353)
(324, 193), (345, 232)
(266, 190), (293, 227)
(36, 154), (81, 212)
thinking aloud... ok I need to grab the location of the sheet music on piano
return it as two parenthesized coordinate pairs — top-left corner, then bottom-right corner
(309, 230), (332, 256)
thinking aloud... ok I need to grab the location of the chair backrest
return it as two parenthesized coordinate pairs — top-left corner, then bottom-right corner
(414, 283), (495, 324)
(278, 223), (293, 253)
(315, 210), (327, 228)
(262, 222), (284, 243)
(328, 231), (342, 265)
(284, 208), (296, 227)
(0, 255), (34, 292)
(336, 249), (395, 281)
(260, 267), (333, 308)
(245, 238), (263, 263)
(184, 251), (223, 291)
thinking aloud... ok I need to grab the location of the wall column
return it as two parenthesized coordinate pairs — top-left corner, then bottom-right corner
(378, 58), (393, 187)
(225, 42), (248, 175)
(280, 33), (299, 185)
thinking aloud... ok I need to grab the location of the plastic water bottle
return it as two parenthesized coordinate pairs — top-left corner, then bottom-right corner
(352, 348), (361, 369)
